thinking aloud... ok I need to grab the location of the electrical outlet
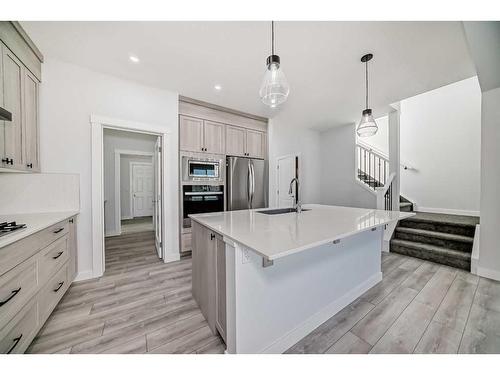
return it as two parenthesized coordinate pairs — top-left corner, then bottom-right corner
(242, 249), (251, 264)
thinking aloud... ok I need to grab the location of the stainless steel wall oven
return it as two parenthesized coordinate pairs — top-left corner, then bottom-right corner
(181, 185), (224, 229)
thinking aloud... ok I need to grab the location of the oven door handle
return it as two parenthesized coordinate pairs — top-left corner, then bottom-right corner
(184, 192), (223, 196)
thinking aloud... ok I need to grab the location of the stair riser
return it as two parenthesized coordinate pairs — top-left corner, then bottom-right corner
(399, 220), (476, 237)
(394, 232), (473, 252)
(390, 244), (470, 270)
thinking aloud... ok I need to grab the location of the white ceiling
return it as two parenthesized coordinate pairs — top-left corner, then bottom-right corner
(21, 21), (476, 130)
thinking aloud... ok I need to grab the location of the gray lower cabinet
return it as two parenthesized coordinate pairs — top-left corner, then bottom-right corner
(191, 221), (226, 344)
(0, 216), (77, 353)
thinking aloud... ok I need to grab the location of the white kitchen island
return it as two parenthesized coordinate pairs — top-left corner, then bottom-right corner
(190, 204), (413, 354)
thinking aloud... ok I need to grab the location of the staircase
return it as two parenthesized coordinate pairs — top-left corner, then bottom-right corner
(356, 142), (478, 271)
(390, 212), (478, 270)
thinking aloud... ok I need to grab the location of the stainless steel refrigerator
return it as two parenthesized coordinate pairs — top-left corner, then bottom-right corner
(226, 157), (268, 211)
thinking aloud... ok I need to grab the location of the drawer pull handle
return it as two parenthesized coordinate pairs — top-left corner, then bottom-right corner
(0, 287), (21, 307)
(52, 251), (64, 259)
(53, 282), (64, 292)
(7, 334), (23, 354)
(53, 228), (64, 234)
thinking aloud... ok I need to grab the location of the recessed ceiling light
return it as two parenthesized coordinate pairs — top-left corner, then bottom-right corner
(214, 84), (222, 91)
(129, 55), (140, 63)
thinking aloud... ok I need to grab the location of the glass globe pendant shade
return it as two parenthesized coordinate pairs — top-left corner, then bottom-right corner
(357, 109), (378, 137)
(259, 56), (290, 108)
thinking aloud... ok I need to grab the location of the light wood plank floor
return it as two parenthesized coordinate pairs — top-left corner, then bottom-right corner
(27, 231), (225, 354)
(28, 233), (500, 354)
(287, 252), (500, 354)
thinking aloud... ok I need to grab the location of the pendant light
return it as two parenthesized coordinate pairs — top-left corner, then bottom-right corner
(357, 53), (378, 137)
(259, 21), (290, 108)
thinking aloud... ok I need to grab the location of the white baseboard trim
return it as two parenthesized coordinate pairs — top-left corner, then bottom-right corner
(74, 270), (95, 282)
(416, 207), (480, 217)
(260, 271), (382, 354)
(476, 266), (500, 282)
(470, 224), (480, 275)
(105, 230), (121, 238)
(164, 252), (181, 263)
(382, 240), (390, 252)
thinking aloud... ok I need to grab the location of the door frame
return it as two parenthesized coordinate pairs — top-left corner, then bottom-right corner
(275, 153), (301, 207)
(114, 150), (153, 236)
(130, 161), (154, 218)
(91, 114), (179, 279)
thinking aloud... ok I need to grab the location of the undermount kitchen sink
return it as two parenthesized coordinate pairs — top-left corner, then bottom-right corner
(257, 208), (310, 215)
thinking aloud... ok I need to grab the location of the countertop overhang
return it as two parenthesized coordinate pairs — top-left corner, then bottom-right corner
(190, 204), (414, 261)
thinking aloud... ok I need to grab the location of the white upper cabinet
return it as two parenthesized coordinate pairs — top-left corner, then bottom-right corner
(245, 129), (265, 159)
(179, 115), (204, 153)
(0, 22), (42, 173)
(1, 45), (24, 170)
(23, 69), (39, 171)
(203, 120), (225, 154)
(225, 125), (246, 157)
(179, 115), (225, 155)
(225, 126), (266, 159)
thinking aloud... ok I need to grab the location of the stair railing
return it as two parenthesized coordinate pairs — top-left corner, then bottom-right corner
(376, 172), (396, 211)
(356, 143), (389, 190)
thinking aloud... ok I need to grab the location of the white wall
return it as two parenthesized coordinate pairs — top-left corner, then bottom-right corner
(320, 124), (376, 209)
(39, 57), (178, 279)
(120, 154), (153, 220)
(268, 117), (322, 207)
(463, 21), (500, 280)
(478, 86), (500, 279)
(103, 128), (156, 235)
(399, 77), (481, 215)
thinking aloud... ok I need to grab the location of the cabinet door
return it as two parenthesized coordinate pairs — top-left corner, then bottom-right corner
(225, 125), (246, 157)
(179, 115), (204, 152)
(203, 120), (224, 154)
(0, 43), (4, 161)
(191, 222), (217, 333)
(23, 69), (39, 171)
(1, 45), (24, 169)
(215, 234), (226, 343)
(246, 129), (265, 159)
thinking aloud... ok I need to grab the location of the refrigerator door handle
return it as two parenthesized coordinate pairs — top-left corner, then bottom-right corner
(250, 162), (255, 208)
(227, 158), (234, 211)
(247, 161), (252, 208)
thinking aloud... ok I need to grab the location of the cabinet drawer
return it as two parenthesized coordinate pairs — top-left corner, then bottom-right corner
(0, 257), (37, 328)
(181, 233), (192, 252)
(39, 263), (69, 322)
(0, 299), (38, 354)
(38, 235), (69, 286)
(0, 219), (69, 276)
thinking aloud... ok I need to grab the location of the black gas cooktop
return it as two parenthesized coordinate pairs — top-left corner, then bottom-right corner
(0, 221), (27, 238)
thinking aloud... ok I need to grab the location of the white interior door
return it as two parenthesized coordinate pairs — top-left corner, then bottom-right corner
(153, 138), (162, 258)
(131, 163), (154, 217)
(277, 155), (297, 208)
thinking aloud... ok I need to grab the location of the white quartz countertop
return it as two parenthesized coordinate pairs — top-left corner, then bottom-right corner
(190, 204), (414, 260)
(0, 211), (79, 248)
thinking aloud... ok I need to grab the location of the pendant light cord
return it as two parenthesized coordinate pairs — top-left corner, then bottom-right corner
(365, 60), (369, 109)
(271, 21), (275, 56)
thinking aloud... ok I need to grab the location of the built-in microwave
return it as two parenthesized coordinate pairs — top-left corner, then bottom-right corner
(182, 156), (223, 182)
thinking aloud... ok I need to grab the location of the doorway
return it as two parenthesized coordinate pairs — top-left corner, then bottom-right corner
(91, 116), (174, 279)
(276, 154), (300, 208)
